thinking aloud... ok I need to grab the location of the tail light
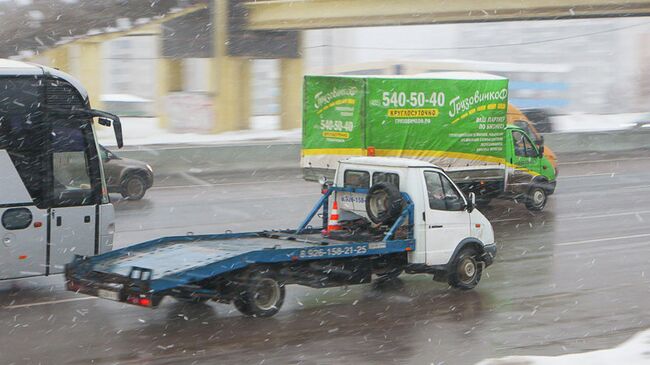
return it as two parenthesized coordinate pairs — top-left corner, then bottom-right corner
(66, 280), (80, 291)
(127, 294), (152, 307)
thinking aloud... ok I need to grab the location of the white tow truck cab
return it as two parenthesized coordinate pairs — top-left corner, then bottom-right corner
(333, 157), (496, 281)
(0, 59), (123, 280)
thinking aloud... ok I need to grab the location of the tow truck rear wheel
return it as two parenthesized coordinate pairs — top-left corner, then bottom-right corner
(448, 247), (482, 290)
(234, 271), (285, 317)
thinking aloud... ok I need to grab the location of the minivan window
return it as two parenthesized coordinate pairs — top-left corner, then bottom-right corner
(372, 172), (399, 188)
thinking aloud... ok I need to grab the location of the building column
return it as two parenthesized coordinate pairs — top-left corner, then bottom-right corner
(156, 58), (183, 129)
(279, 55), (303, 130)
(45, 46), (70, 72)
(211, 0), (252, 133)
(76, 41), (103, 109)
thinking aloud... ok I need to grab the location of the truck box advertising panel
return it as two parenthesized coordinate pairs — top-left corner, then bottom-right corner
(302, 74), (510, 170)
(302, 76), (365, 169)
(365, 76), (509, 167)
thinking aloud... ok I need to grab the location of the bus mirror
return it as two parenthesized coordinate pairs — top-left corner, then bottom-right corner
(89, 109), (123, 149)
(113, 118), (123, 149)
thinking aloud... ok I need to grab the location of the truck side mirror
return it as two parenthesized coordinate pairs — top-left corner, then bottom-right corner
(466, 192), (476, 213)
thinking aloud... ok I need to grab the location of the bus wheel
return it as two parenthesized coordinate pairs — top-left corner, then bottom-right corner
(448, 247), (482, 290)
(121, 174), (147, 200)
(525, 186), (547, 211)
(234, 272), (285, 317)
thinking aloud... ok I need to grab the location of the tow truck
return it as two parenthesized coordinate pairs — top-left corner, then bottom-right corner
(65, 157), (496, 317)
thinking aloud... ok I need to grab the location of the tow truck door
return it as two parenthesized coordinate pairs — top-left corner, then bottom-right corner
(422, 170), (470, 265)
(506, 130), (540, 196)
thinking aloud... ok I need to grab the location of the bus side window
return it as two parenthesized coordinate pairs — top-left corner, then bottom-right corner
(0, 77), (47, 208)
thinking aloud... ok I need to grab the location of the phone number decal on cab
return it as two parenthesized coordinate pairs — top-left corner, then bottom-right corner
(299, 244), (369, 259)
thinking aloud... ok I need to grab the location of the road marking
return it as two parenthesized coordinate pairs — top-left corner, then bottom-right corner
(555, 232), (650, 247)
(493, 209), (650, 223)
(561, 156), (650, 165)
(3, 297), (96, 309)
(150, 179), (290, 190)
(558, 172), (615, 179)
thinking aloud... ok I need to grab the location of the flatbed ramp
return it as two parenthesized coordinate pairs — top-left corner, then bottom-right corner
(94, 236), (308, 281)
(67, 230), (414, 296)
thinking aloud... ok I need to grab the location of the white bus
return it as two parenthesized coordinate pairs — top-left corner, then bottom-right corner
(0, 59), (123, 280)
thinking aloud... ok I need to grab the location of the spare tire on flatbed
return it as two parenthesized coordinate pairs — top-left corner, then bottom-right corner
(365, 182), (403, 225)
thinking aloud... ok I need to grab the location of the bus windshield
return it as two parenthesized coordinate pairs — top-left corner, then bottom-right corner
(0, 75), (112, 208)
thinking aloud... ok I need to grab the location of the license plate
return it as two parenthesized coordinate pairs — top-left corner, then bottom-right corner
(97, 289), (120, 301)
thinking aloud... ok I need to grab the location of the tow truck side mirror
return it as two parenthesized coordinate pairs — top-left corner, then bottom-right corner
(466, 192), (476, 213)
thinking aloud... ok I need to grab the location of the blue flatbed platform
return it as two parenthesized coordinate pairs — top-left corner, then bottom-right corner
(70, 230), (413, 291)
(65, 187), (415, 308)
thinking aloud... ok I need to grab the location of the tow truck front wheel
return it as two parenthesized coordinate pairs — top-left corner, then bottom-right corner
(448, 247), (482, 290)
(234, 272), (285, 317)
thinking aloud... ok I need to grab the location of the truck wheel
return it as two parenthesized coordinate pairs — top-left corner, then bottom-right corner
(448, 247), (482, 290)
(121, 174), (147, 200)
(525, 186), (547, 211)
(366, 182), (403, 225)
(234, 271), (285, 318)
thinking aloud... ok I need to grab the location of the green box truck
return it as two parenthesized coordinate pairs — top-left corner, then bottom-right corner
(301, 73), (557, 211)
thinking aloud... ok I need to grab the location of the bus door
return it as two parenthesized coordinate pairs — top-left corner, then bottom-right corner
(48, 119), (100, 273)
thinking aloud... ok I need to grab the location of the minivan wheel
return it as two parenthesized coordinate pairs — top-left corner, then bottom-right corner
(121, 175), (147, 200)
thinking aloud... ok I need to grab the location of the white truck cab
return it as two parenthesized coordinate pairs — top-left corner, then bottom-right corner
(334, 157), (496, 272)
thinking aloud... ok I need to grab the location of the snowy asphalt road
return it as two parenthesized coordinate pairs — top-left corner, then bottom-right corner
(2, 152), (650, 365)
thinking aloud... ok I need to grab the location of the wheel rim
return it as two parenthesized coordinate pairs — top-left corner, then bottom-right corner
(458, 257), (477, 284)
(532, 189), (545, 206)
(127, 178), (145, 197)
(369, 191), (388, 218)
(253, 278), (281, 311)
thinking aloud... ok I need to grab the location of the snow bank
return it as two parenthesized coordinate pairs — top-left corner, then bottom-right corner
(94, 112), (650, 148)
(476, 329), (650, 365)
(95, 115), (300, 147)
(551, 112), (649, 132)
